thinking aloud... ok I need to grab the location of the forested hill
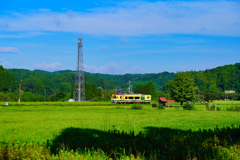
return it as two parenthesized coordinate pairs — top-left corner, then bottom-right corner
(0, 66), (16, 91)
(162, 63), (240, 93)
(6, 68), (175, 93)
(88, 72), (175, 91)
(48, 70), (175, 90)
(2, 62), (240, 96)
(8, 69), (116, 95)
(194, 63), (240, 92)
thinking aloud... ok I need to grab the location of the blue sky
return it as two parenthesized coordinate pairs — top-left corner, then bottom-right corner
(0, 0), (240, 74)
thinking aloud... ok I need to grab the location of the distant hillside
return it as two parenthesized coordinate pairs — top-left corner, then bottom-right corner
(52, 70), (175, 91)
(8, 69), (116, 95)
(88, 72), (175, 91)
(161, 63), (240, 93)
(193, 63), (240, 92)
(0, 66), (16, 91)
(4, 62), (240, 95)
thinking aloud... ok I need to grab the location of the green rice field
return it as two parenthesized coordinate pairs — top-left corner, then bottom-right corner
(0, 101), (240, 159)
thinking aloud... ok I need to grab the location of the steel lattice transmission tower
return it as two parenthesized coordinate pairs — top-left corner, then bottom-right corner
(73, 37), (85, 101)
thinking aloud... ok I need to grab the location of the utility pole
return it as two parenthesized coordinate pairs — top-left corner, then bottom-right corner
(18, 84), (21, 104)
(198, 89), (200, 103)
(9, 88), (11, 101)
(128, 81), (133, 94)
(44, 89), (46, 102)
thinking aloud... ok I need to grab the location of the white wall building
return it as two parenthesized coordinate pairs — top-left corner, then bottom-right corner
(224, 90), (235, 94)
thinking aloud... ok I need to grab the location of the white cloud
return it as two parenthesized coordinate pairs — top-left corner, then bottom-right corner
(178, 65), (187, 72)
(120, 38), (127, 43)
(0, 59), (14, 68)
(0, 47), (19, 53)
(100, 46), (107, 50)
(33, 62), (64, 71)
(84, 62), (125, 74)
(0, 32), (48, 38)
(131, 66), (145, 74)
(84, 62), (147, 74)
(38, 8), (51, 12)
(0, 1), (239, 36)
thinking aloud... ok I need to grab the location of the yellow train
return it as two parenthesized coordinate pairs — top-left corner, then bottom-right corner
(111, 94), (151, 104)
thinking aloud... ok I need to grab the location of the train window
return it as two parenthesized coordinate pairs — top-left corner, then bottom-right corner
(125, 97), (128, 99)
(129, 97), (133, 99)
(147, 96), (150, 99)
(113, 95), (117, 99)
(141, 96), (145, 100)
(135, 97), (140, 99)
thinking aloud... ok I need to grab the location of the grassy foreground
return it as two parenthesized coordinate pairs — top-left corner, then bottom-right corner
(0, 101), (240, 159)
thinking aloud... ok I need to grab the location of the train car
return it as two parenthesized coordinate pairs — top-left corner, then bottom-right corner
(111, 94), (151, 104)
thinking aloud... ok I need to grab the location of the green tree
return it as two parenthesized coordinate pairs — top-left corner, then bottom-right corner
(0, 92), (8, 101)
(51, 92), (66, 101)
(162, 80), (172, 93)
(134, 84), (144, 94)
(36, 94), (44, 101)
(33, 79), (44, 94)
(22, 92), (36, 101)
(147, 81), (156, 99)
(56, 82), (72, 93)
(0, 66), (16, 92)
(85, 82), (93, 100)
(228, 93), (239, 100)
(134, 82), (156, 99)
(170, 72), (196, 106)
(92, 83), (98, 97)
(97, 88), (102, 98)
(205, 92), (219, 102)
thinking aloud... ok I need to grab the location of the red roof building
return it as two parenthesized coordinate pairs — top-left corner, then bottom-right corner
(158, 97), (175, 107)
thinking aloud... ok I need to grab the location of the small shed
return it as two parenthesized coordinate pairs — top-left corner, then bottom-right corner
(158, 97), (175, 107)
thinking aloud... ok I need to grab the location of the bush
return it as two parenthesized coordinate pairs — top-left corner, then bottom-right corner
(131, 104), (143, 110)
(51, 92), (66, 101)
(226, 105), (240, 111)
(206, 103), (217, 111)
(175, 106), (181, 110)
(152, 103), (157, 107)
(116, 106), (123, 109)
(183, 102), (195, 110)
(158, 104), (165, 110)
(206, 103), (210, 111)
(210, 104), (215, 111)
(92, 98), (99, 102)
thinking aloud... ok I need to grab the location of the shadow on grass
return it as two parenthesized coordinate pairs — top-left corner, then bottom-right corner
(50, 125), (240, 159)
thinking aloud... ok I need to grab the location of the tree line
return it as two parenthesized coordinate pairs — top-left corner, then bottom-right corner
(134, 63), (240, 104)
(0, 66), (16, 92)
(1, 62), (240, 102)
(0, 82), (115, 102)
(161, 63), (240, 102)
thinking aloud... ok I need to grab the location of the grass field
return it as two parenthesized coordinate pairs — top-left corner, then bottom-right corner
(0, 101), (240, 159)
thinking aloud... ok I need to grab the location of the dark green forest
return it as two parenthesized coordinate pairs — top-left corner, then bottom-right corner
(0, 62), (240, 101)
(88, 71), (175, 91)
(0, 66), (16, 92)
(161, 63), (240, 101)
